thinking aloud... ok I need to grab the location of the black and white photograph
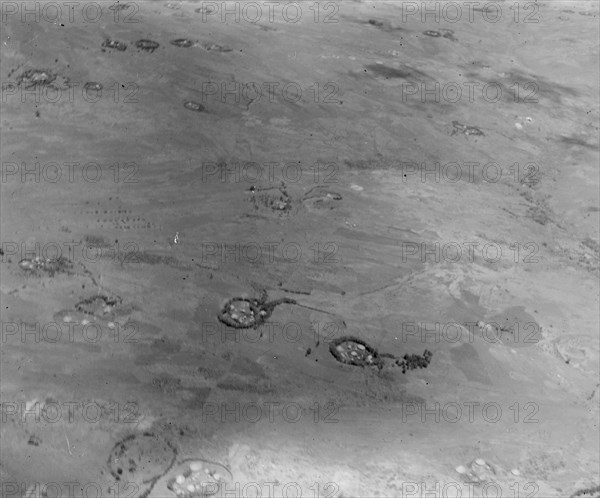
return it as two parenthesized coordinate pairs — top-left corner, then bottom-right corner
(1, 1), (599, 496)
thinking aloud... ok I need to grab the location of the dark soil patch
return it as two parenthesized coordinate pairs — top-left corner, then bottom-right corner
(343, 158), (385, 170)
(216, 374), (273, 393)
(365, 64), (429, 81)
(571, 485), (600, 498)
(108, 3), (132, 11)
(152, 374), (182, 394)
(83, 234), (112, 248)
(127, 251), (181, 267)
(559, 136), (597, 149)
(479, 70), (578, 105)
(361, 18), (403, 33)
(582, 238), (600, 254)
(527, 205), (552, 225)
(150, 337), (181, 354)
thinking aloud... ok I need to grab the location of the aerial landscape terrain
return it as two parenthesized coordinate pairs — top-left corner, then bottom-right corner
(0, 0), (599, 496)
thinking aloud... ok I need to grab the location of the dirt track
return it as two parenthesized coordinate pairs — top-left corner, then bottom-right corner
(1, 1), (599, 497)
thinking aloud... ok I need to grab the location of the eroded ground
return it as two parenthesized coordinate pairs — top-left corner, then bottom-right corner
(1, 1), (599, 497)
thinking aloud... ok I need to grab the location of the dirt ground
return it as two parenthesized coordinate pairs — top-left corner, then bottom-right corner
(1, 1), (599, 497)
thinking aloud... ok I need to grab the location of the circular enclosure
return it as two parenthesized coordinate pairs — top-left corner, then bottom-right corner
(102, 39), (127, 51)
(106, 432), (177, 491)
(17, 69), (57, 89)
(84, 82), (103, 91)
(217, 298), (262, 329)
(19, 258), (43, 271)
(75, 294), (122, 316)
(201, 42), (233, 53)
(329, 336), (381, 367)
(135, 39), (160, 52)
(248, 186), (292, 215)
(183, 101), (205, 112)
(18, 256), (73, 276)
(170, 39), (195, 48)
(165, 459), (232, 497)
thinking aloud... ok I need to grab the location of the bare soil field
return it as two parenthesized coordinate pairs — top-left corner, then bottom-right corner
(1, 1), (599, 497)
